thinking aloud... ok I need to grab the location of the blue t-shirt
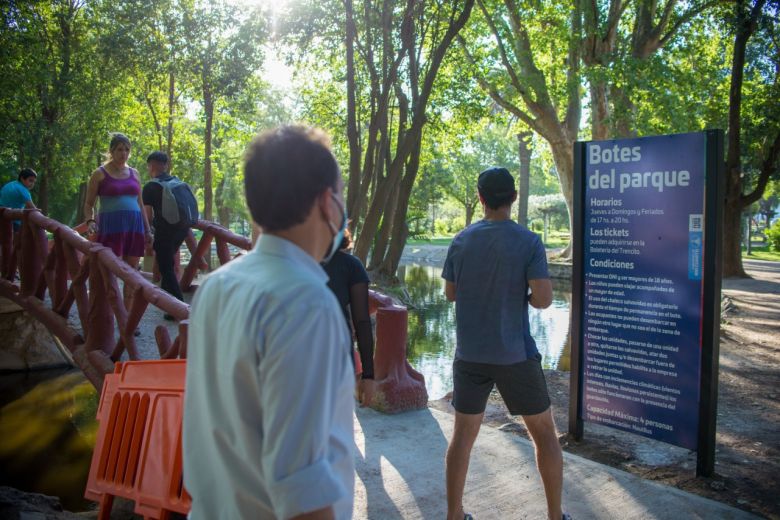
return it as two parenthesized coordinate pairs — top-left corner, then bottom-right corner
(0, 180), (32, 230)
(0, 180), (32, 210)
(442, 219), (549, 365)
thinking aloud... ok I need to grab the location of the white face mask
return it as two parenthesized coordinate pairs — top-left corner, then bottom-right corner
(322, 193), (347, 264)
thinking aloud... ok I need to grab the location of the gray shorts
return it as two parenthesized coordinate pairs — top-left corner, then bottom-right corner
(452, 354), (551, 416)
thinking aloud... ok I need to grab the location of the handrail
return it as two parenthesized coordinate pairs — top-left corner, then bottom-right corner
(179, 220), (252, 291)
(1, 206), (426, 412)
(0, 208), (251, 389)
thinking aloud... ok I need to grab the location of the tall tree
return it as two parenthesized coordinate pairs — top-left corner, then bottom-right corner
(0, 0), (89, 214)
(352, 0), (476, 279)
(108, 0), (186, 163)
(722, 0), (780, 276)
(517, 131), (532, 226)
(282, 0), (474, 279)
(582, 0), (714, 139)
(460, 0), (582, 258)
(181, 2), (267, 222)
(432, 118), (520, 226)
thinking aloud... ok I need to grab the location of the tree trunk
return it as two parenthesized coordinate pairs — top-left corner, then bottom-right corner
(590, 83), (610, 141)
(722, 0), (766, 278)
(39, 133), (53, 214)
(216, 175), (229, 226)
(143, 86), (164, 151)
(369, 180), (399, 271)
(203, 86), (214, 222)
(722, 202), (747, 277)
(344, 0), (361, 232)
(352, 0), (474, 271)
(465, 204), (474, 227)
(219, 206), (230, 228)
(611, 86), (638, 138)
(354, 173), (392, 263)
(377, 158), (418, 280)
(517, 132), (532, 226)
(167, 69), (175, 165)
(548, 138), (575, 259)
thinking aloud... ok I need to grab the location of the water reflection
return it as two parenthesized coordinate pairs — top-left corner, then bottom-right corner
(398, 264), (571, 400)
(0, 369), (98, 511)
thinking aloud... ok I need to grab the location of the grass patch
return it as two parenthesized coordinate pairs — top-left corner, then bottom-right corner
(742, 245), (780, 262)
(406, 233), (571, 250)
(542, 236), (570, 250)
(407, 237), (453, 246)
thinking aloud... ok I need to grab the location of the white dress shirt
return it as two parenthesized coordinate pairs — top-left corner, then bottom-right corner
(183, 234), (355, 519)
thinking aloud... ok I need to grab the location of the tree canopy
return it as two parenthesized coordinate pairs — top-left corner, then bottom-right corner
(0, 0), (777, 278)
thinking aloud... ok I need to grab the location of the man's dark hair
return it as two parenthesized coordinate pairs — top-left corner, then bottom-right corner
(147, 151), (169, 165)
(18, 168), (37, 181)
(478, 167), (516, 210)
(244, 126), (340, 232)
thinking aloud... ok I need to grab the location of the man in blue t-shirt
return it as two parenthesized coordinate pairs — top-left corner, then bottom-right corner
(0, 168), (37, 231)
(442, 167), (568, 520)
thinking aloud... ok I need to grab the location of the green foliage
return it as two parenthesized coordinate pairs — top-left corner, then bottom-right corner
(766, 220), (780, 252)
(529, 193), (567, 219)
(0, 0), (278, 226)
(0, 0), (774, 272)
(529, 193), (568, 240)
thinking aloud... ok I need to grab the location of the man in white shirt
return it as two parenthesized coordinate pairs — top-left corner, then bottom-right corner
(183, 126), (354, 519)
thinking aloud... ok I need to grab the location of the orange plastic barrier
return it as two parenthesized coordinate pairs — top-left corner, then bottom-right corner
(84, 360), (191, 519)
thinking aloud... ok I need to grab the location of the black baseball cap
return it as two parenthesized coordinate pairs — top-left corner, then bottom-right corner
(478, 167), (516, 198)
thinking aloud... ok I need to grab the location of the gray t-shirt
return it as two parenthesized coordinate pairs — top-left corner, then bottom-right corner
(442, 219), (549, 365)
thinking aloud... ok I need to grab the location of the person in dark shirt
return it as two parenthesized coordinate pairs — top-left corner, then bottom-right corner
(323, 229), (377, 406)
(142, 151), (190, 312)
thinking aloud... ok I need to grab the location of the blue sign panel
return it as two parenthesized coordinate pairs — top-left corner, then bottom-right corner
(581, 132), (706, 450)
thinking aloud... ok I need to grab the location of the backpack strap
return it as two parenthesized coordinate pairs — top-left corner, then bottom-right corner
(152, 176), (181, 185)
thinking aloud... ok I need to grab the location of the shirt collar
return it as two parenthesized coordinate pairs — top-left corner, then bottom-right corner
(253, 234), (328, 284)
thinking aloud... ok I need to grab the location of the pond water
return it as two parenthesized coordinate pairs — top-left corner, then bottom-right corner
(0, 263), (571, 509)
(0, 368), (98, 511)
(399, 264), (572, 400)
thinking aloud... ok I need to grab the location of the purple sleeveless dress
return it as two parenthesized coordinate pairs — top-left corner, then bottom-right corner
(96, 167), (145, 257)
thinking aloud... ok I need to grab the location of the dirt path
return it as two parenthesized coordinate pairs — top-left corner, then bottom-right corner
(408, 244), (780, 519)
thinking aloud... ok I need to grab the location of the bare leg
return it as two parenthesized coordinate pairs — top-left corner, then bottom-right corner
(522, 408), (563, 520)
(446, 411), (483, 520)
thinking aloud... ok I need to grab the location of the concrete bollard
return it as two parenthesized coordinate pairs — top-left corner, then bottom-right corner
(370, 304), (428, 413)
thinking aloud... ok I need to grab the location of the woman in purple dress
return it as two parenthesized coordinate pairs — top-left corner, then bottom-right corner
(83, 133), (151, 269)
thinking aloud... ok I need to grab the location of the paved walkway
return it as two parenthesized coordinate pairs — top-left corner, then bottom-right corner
(353, 407), (756, 519)
(83, 255), (775, 518)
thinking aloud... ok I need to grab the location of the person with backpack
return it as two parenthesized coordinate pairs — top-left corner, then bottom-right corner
(142, 151), (198, 315)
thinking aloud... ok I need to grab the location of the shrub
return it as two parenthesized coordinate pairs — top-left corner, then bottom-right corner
(765, 220), (780, 252)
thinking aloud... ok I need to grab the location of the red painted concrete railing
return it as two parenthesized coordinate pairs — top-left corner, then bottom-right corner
(367, 290), (428, 413)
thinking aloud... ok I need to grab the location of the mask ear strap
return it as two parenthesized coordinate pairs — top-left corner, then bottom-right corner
(320, 190), (338, 235)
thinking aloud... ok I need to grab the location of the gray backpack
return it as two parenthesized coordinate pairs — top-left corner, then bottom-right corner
(152, 177), (198, 228)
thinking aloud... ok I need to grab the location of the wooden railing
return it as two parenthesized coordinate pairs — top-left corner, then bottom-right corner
(1, 207), (427, 413)
(0, 208), (251, 390)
